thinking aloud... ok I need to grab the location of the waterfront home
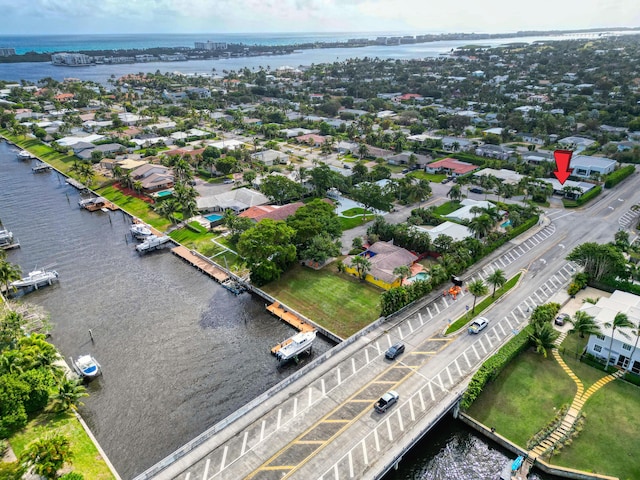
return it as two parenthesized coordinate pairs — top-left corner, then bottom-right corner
(343, 241), (418, 290)
(238, 202), (304, 223)
(130, 164), (174, 193)
(196, 187), (269, 214)
(582, 290), (640, 374)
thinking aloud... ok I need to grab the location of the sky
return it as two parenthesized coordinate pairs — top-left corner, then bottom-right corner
(1, 0), (640, 35)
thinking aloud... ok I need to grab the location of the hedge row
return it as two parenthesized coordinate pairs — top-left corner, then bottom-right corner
(460, 325), (532, 410)
(562, 185), (602, 208)
(590, 277), (640, 296)
(604, 165), (636, 188)
(481, 215), (539, 255)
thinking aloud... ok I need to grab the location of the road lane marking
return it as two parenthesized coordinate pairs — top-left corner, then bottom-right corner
(202, 459), (210, 480)
(220, 446), (228, 472)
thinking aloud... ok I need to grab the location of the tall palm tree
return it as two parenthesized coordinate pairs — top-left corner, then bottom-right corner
(487, 269), (506, 298)
(50, 378), (88, 412)
(529, 322), (560, 358)
(468, 214), (494, 240)
(350, 255), (371, 280)
(568, 310), (602, 356)
(467, 279), (488, 314)
(604, 312), (634, 367)
(447, 184), (462, 202)
(393, 265), (411, 285)
(627, 321), (640, 373)
(19, 434), (72, 480)
(0, 259), (22, 295)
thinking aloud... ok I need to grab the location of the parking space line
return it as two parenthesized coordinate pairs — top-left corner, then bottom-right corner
(386, 418), (394, 441)
(517, 305), (525, 317)
(518, 246), (526, 255)
(374, 429), (380, 452)
(428, 382), (435, 400)
(511, 311), (518, 323)
(398, 326), (404, 340)
(277, 409), (282, 429)
(418, 389), (426, 410)
(463, 351), (472, 368)
(485, 334), (494, 349)
(427, 307), (433, 319)
(365, 349), (370, 364)
(534, 292), (543, 303)
(202, 459), (210, 480)
(333, 463), (339, 480)
(499, 258), (506, 267)
(499, 323), (506, 336)
(375, 342), (381, 355)
(260, 420), (266, 442)
(455, 359), (462, 377)
(479, 341), (487, 354)
(322, 379), (326, 396)
(434, 303), (440, 314)
(348, 451), (354, 478)
(397, 409), (404, 432)
(505, 318), (513, 330)
(308, 388), (313, 407)
(471, 344), (480, 359)
(409, 397), (415, 422)
(418, 312), (424, 325)
(362, 440), (369, 466)
(242, 431), (249, 456)
(442, 297), (448, 308)
(386, 334), (392, 347)
(337, 368), (341, 385)
(446, 367), (453, 386)
(220, 446), (228, 472)
(408, 320), (414, 333)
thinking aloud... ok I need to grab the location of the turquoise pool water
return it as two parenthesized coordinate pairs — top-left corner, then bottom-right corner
(156, 190), (173, 198)
(407, 272), (430, 283)
(205, 213), (223, 222)
(501, 219), (512, 228)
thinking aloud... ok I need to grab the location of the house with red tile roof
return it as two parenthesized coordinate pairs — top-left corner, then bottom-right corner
(238, 202), (304, 223)
(295, 134), (329, 147)
(54, 93), (75, 102)
(163, 147), (206, 159)
(425, 157), (477, 176)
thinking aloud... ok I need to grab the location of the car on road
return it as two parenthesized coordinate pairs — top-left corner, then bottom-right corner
(470, 187), (484, 194)
(374, 390), (400, 413)
(555, 313), (569, 326)
(223, 179), (234, 184)
(441, 178), (449, 184)
(468, 317), (489, 334)
(385, 342), (405, 360)
(402, 168), (410, 174)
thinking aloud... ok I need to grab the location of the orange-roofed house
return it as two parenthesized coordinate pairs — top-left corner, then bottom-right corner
(54, 93), (75, 102)
(295, 134), (329, 147)
(425, 157), (477, 177)
(239, 202), (304, 223)
(343, 241), (418, 290)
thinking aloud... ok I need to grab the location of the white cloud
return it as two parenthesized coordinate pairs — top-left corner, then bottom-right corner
(0, 0), (639, 34)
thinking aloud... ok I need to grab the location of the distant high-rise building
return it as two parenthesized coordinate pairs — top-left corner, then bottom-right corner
(194, 41), (228, 51)
(51, 52), (93, 66)
(0, 47), (16, 57)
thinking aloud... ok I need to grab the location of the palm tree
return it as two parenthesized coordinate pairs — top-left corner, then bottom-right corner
(50, 378), (88, 412)
(406, 179), (432, 206)
(604, 312), (634, 367)
(486, 269), (506, 298)
(627, 321), (640, 373)
(568, 310), (602, 356)
(468, 214), (494, 239)
(467, 279), (488, 314)
(350, 255), (371, 280)
(447, 184), (462, 202)
(357, 142), (369, 160)
(0, 259), (22, 295)
(393, 265), (411, 285)
(529, 322), (560, 358)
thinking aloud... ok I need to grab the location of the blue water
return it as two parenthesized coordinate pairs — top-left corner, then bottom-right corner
(156, 190), (173, 198)
(407, 271), (430, 283)
(501, 220), (512, 228)
(204, 213), (223, 222)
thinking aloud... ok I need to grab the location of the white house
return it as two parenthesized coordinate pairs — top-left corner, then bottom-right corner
(569, 155), (616, 178)
(583, 291), (640, 374)
(445, 199), (496, 223)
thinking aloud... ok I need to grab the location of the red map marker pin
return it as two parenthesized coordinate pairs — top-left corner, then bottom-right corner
(553, 149), (574, 185)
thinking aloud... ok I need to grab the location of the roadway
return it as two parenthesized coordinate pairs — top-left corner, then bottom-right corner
(140, 170), (640, 480)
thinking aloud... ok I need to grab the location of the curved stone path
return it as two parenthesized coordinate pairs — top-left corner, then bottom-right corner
(528, 331), (625, 460)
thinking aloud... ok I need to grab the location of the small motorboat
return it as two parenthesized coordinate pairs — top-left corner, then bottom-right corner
(71, 354), (102, 379)
(10, 269), (59, 289)
(130, 222), (153, 240)
(17, 149), (33, 160)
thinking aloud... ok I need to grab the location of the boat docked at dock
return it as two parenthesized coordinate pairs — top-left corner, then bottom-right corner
(10, 269), (59, 289)
(136, 234), (172, 253)
(273, 330), (316, 363)
(0, 228), (20, 250)
(71, 354), (102, 380)
(130, 222), (153, 240)
(31, 162), (51, 173)
(17, 149), (33, 160)
(78, 196), (117, 212)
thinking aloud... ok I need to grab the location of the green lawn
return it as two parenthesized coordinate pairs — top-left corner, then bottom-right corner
(96, 185), (169, 230)
(261, 262), (382, 338)
(409, 171), (447, 183)
(466, 350), (576, 446)
(339, 215), (369, 230)
(341, 207), (366, 217)
(433, 200), (462, 215)
(9, 411), (114, 479)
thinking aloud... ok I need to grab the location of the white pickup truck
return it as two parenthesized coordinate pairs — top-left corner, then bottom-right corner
(374, 390), (400, 413)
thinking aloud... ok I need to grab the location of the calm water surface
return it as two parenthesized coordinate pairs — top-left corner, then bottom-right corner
(0, 140), (334, 479)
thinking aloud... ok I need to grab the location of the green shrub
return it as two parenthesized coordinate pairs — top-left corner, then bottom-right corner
(563, 185), (602, 208)
(567, 283), (581, 296)
(604, 165), (635, 188)
(461, 325), (532, 409)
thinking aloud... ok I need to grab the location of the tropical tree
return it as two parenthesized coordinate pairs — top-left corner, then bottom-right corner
(467, 214), (494, 240)
(604, 312), (634, 367)
(529, 322), (560, 358)
(154, 198), (180, 224)
(350, 255), (371, 280)
(357, 142), (369, 160)
(259, 175), (305, 204)
(350, 182), (393, 220)
(50, 378), (88, 413)
(568, 310), (602, 356)
(467, 279), (488, 314)
(19, 434), (72, 479)
(447, 184), (462, 202)
(627, 320), (640, 373)
(405, 178), (432, 206)
(0, 259), (22, 295)
(566, 242), (628, 282)
(486, 269), (506, 298)
(393, 265), (411, 284)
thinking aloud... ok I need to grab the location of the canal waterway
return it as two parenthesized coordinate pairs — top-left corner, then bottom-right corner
(1, 139), (559, 480)
(0, 140), (335, 479)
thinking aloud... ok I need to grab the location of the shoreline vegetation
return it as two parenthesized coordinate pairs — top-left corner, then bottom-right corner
(1, 26), (639, 65)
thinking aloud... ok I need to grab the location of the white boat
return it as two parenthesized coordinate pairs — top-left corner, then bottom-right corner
(17, 149), (33, 160)
(275, 330), (316, 362)
(135, 235), (171, 253)
(0, 229), (13, 245)
(10, 269), (59, 289)
(71, 355), (102, 379)
(130, 222), (153, 240)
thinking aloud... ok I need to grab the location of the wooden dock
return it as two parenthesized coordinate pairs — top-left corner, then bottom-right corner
(171, 246), (229, 283)
(267, 302), (316, 355)
(66, 178), (87, 190)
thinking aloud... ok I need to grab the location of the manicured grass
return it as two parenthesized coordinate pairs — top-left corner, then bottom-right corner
(168, 224), (216, 246)
(433, 200), (462, 215)
(341, 207), (366, 217)
(9, 411), (114, 479)
(96, 185), (169, 230)
(409, 171), (447, 183)
(339, 215), (369, 230)
(261, 262), (382, 338)
(445, 273), (521, 334)
(466, 350), (576, 446)
(554, 378), (640, 480)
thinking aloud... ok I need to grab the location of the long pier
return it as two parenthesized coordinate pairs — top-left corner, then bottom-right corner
(170, 246), (229, 283)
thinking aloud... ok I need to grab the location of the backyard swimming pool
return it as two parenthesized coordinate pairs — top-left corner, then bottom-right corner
(501, 219), (512, 228)
(156, 190), (173, 198)
(204, 213), (223, 223)
(407, 271), (430, 283)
